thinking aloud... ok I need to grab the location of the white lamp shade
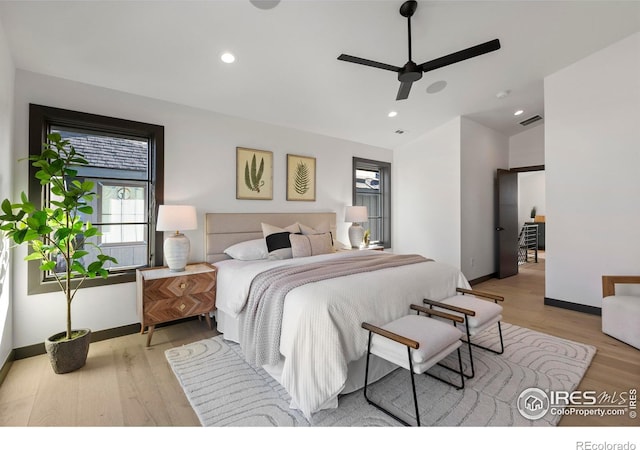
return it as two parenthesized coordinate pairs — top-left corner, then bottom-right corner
(345, 206), (368, 223)
(156, 205), (197, 232)
(157, 205), (197, 272)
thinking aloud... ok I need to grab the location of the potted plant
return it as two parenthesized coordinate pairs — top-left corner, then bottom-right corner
(0, 132), (117, 374)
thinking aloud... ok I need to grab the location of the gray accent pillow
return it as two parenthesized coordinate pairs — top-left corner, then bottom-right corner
(290, 233), (334, 258)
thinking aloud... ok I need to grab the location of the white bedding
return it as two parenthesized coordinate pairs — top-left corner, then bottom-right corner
(214, 250), (470, 419)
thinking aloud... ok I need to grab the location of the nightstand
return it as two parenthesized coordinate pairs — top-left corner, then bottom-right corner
(136, 262), (217, 347)
(339, 245), (384, 252)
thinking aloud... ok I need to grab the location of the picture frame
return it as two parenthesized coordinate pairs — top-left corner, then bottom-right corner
(286, 154), (316, 201)
(236, 147), (273, 200)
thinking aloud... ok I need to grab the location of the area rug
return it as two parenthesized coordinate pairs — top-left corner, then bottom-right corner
(165, 323), (596, 427)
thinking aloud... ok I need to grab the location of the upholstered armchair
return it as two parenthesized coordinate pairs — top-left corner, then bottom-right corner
(601, 275), (640, 350)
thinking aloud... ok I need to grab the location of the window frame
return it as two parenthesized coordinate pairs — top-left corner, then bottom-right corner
(352, 157), (391, 248)
(28, 104), (164, 294)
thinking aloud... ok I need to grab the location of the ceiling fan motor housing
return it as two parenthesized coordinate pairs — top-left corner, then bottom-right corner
(398, 61), (422, 82)
(400, 1), (418, 18)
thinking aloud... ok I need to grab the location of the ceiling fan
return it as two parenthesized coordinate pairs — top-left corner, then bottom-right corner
(337, 0), (501, 101)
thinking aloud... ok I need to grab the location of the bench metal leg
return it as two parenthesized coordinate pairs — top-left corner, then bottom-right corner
(427, 347), (465, 390)
(363, 332), (421, 427)
(467, 321), (505, 356)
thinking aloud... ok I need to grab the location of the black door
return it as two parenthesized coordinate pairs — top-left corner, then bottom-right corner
(496, 169), (518, 278)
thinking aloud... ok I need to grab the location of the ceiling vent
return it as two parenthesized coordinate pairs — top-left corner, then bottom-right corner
(520, 115), (543, 126)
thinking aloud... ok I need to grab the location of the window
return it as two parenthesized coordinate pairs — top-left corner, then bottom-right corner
(28, 104), (164, 294)
(353, 157), (391, 248)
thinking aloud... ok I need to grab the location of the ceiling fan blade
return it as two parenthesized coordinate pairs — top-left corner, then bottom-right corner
(419, 39), (501, 73)
(338, 54), (401, 73)
(396, 81), (413, 100)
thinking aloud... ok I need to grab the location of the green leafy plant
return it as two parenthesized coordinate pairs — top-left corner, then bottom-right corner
(294, 161), (310, 195)
(0, 132), (117, 341)
(244, 154), (265, 193)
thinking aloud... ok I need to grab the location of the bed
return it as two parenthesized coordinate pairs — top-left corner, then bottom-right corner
(205, 212), (470, 419)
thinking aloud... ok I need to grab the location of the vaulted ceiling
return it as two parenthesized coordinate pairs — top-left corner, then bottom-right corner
(1, 0), (639, 149)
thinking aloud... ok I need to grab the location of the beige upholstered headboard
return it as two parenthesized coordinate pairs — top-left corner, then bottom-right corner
(204, 212), (337, 263)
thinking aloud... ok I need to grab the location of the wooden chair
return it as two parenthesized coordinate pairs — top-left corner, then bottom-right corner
(361, 304), (465, 427)
(423, 287), (505, 379)
(602, 275), (640, 350)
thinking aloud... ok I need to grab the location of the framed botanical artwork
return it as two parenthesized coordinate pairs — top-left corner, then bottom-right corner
(286, 154), (316, 201)
(236, 147), (273, 200)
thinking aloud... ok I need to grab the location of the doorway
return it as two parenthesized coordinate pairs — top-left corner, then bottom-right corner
(496, 165), (545, 279)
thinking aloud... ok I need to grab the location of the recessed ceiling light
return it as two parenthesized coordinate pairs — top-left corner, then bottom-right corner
(388, 111), (398, 118)
(221, 52), (236, 64)
(250, 0), (280, 9)
(426, 80), (447, 94)
(514, 110), (524, 116)
(496, 90), (511, 99)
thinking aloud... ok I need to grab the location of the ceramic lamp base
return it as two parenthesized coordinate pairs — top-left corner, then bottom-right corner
(164, 233), (190, 272)
(348, 223), (364, 249)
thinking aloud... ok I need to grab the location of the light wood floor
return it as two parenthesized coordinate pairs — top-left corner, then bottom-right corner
(475, 254), (640, 427)
(1, 255), (638, 427)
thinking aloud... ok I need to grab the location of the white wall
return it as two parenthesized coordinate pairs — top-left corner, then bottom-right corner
(393, 117), (508, 281)
(510, 123), (545, 245)
(393, 118), (462, 269)
(509, 124), (544, 168)
(545, 32), (640, 308)
(460, 117), (509, 280)
(12, 70), (392, 348)
(0, 19), (15, 367)
(518, 171), (545, 230)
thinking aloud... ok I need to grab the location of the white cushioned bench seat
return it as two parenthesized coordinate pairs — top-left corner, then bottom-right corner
(439, 294), (503, 335)
(370, 314), (463, 374)
(423, 288), (506, 380)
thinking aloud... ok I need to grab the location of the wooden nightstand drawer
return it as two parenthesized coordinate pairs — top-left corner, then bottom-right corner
(142, 271), (216, 300)
(136, 262), (217, 346)
(142, 291), (216, 325)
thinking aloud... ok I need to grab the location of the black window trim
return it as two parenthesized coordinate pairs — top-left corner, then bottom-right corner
(352, 157), (391, 248)
(28, 104), (164, 294)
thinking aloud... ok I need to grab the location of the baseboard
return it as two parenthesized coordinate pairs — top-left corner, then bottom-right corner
(12, 317), (200, 360)
(0, 350), (15, 387)
(469, 273), (496, 286)
(544, 297), (602, 316)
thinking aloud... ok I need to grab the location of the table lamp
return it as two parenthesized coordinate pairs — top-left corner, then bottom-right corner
(345, 205), (368, 248)
(156, 205), (197, 272)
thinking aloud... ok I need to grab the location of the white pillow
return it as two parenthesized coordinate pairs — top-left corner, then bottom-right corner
(224, 239), (268, 261)
(261, 222), (300, 260)
(298, 222), (329, 235)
